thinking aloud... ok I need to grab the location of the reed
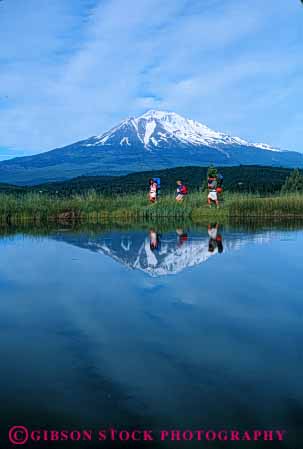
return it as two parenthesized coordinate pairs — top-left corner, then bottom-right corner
(0, 191), (303, 224)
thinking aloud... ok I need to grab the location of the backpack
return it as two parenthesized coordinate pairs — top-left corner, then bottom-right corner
(217, 173), (224, 187)
(180, 185), (188, 195)
(153, 177), (160, 194)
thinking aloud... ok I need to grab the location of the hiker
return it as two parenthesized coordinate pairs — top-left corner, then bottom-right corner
(207, 165), (223, 207)
(149, 228), (160, 250)
(207, 174), (219, 207)
(149, 178), (158, 203)
(176, 180), (188, 202)
(207, 166), (223, 207)
(208, 223), (223, 253)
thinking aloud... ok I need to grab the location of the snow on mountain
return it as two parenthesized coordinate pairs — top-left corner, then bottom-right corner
(94, 235), (215, 277)
(62, 230), (273, 277)
(2, 109), (302, 186)
(252, 142), (280, 152)
(87, 110), (281, 152)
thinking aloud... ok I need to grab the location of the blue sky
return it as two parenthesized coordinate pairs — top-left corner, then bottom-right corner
(0, 0), (302, 160)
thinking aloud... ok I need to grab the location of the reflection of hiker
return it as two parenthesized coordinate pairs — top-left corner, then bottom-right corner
(176, 180), (188, 202)
(208, 223), (223, 253)
(149, 178), (158, 203)
(149, 228), (160, 250)
(176, 228), (188, 246)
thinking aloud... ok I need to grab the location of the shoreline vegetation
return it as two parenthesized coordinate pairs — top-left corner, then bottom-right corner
(1, 191), (303, 225)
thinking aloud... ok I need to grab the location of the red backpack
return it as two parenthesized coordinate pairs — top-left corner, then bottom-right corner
(180, 185), (188, 195)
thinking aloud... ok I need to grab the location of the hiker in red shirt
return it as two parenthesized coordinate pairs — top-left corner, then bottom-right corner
(176, 180), (188, 202)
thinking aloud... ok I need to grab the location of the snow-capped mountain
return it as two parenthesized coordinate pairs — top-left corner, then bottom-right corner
(52, 228), (274, 277)
(0, 110), (302, 185)
(89, 110), (280, 153)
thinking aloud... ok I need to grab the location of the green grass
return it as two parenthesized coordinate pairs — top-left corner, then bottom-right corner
(0, 191), (303, 225)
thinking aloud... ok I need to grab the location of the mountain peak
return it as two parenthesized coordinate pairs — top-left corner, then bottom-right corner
(127, 110), (248, 149)
(90, 109), (282, 153)
(91, 109), (282, 153)
(1, 109), (302, 186)
(139, 109), (182, 120)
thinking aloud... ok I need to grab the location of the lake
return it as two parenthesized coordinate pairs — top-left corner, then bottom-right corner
(0, 222), (302, 449)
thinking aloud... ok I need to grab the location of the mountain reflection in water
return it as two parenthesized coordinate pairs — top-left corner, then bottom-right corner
(0, 223), (303, 448)
(50, 224), (276, 277)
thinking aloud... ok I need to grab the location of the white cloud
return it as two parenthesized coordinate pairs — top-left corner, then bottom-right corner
(0, 0), (302, 154)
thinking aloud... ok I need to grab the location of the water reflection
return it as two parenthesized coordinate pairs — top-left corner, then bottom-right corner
(176, 228), (188, 246)
(0, 224), (303, 448)
(208, 223), (224, 253)
(149, 228), (160, 251)
(48, 224), (282, 277)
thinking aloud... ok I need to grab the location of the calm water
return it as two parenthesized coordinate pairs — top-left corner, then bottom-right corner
(0, 224), (302, 449)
